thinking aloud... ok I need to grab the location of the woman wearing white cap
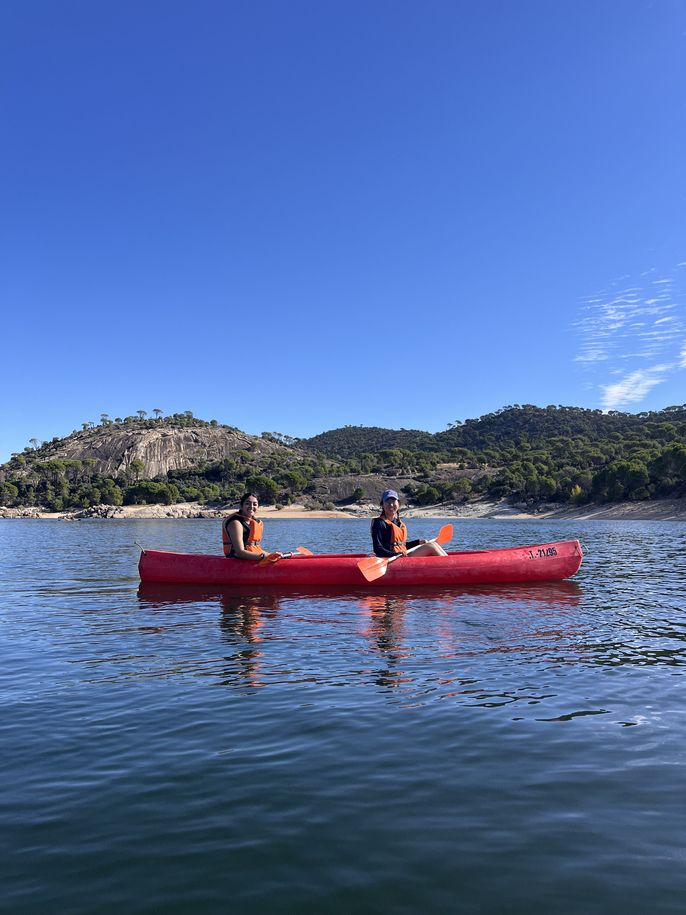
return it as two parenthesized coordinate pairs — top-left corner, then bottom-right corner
(371, 490), (449, 558)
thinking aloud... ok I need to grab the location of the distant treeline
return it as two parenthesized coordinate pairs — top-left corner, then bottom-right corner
(1, 405), (685, 510)
(67, 410), (229, 434)
(300, 405), (686, 505)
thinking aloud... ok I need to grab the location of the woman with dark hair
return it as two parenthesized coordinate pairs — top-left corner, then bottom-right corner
(371, 490), (448, 559)
(222, 493), (283, 561)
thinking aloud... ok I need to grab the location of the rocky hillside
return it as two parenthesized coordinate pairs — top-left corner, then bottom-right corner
(7, 422), (301, 480)
(38, 425), (291, 478)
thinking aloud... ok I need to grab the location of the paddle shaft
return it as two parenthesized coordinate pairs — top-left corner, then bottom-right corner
(385, 532), (443, 567)
(258, 546), (312, 566)
(357, 523), (453, 582)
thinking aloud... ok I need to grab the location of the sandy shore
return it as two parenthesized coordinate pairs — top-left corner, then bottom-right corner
(401, 498), (686, 522)
(1, 498), (684, 521)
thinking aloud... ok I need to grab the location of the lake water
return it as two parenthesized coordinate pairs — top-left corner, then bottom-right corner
(1, 518), (685, 913)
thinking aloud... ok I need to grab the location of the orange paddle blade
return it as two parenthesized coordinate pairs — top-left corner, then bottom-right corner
(295, 546), (314, 555)
(436, 524), (453, 544)
(357, 556), (389, 583)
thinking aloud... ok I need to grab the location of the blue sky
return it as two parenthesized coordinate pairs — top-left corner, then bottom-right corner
(2, 0), (685, 462)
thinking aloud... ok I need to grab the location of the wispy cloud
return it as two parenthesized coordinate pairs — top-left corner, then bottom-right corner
(601, 365), (671, 411)
(575, 262), (686, 410)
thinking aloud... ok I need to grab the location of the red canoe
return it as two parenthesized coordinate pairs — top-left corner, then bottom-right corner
(138, 540), (582, 587)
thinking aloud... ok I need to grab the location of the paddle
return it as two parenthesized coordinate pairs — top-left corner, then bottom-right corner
(258, 546), (313, 566)
(357, 524), (453, 583)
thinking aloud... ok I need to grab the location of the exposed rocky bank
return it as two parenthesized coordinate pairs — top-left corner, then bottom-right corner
(1, 497), (684, 521)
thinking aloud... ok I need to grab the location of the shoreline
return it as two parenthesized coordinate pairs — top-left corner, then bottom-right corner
(1, 497), (684, 522)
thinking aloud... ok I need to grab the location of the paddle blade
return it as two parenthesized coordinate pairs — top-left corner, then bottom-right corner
(436, 524), (453, 545)
(357, 556), (389, 582)
(257, 551), (283, 566)
(295, 546), (314, 555)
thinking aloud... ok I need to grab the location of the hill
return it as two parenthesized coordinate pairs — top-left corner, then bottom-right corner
(1, 405), (685, 513)
(300, 405), (686, 455)
(300, 426), (434, 458)
(12, 418), (297, 479)
(300, 404), (686, 506)
(0, 414), (335, 512)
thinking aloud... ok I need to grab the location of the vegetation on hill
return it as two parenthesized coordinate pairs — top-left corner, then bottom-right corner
(298, 404), (686, 505)
(1, 405), (685, 511)
(301, 426), (434, 458)
(71, 409), (228, 431)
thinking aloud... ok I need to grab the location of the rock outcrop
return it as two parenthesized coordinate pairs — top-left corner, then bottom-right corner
(14, 424), (301, 479)
(306, 473), (417, 505)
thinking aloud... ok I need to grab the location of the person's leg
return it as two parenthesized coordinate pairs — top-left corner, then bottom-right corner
(410, 541), (448, 557)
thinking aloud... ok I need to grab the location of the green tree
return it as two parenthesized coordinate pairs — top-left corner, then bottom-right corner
(244, 475), (279, 505)
(83, 458), (97, 482)
(129, 459), (146, 481)
(63, 460), (83, 483)
(278, 469), (307, 492)
(649, 444), (686, 494)
(100, 479), (124, 506)
(0, 482), (19, 505)
(454, 478), (473, 501)
(538, 476), (558, 499)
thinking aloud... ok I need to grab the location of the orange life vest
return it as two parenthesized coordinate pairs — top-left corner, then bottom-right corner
(382, 516), (408, 554)
(222, 513), (264, 557)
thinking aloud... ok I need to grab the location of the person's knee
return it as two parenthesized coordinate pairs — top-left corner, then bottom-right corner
(425, 541), (442, 556)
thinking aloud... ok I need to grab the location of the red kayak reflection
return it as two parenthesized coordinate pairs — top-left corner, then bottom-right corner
(136, 581), (583, 692)
(137, 580), (581, 610)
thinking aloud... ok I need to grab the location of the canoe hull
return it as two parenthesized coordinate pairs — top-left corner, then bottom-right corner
(138, 540), (583, 587)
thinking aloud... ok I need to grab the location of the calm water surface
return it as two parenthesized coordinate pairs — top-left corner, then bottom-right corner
(1, 518), (685, 913)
